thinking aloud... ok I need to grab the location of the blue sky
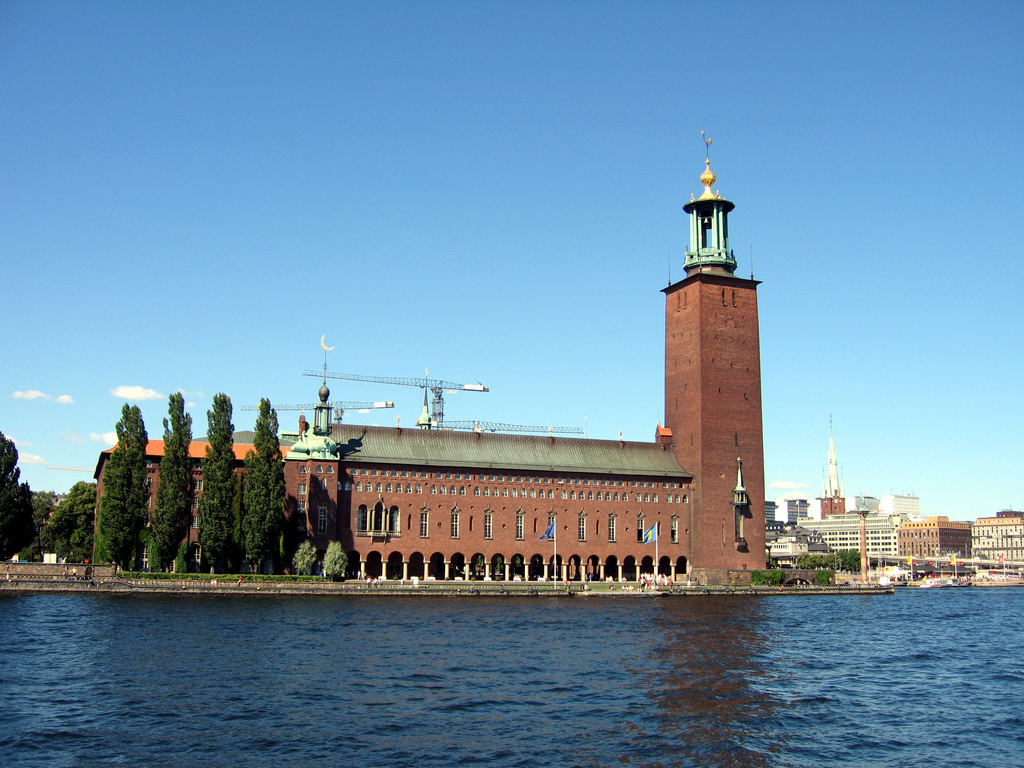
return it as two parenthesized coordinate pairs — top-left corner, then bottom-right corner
(2, 1), (1021, 521)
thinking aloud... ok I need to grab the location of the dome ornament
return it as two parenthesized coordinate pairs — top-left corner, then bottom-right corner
(698, 131), (718, 200)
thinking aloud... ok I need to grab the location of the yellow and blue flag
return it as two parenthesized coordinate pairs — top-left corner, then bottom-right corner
(643, 524), (657, 544)
(540, 521), (555, 541)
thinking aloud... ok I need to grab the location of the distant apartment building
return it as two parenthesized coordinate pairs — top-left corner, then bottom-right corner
(765, 500), (778, 523)
(897, 516), (972, 560)
(799, 513), (907, 559)
(972, 511), (1024, 566)
(776, 498), (809, 523)
(767, 527), (831, 566)
(879, 494), (920, 518)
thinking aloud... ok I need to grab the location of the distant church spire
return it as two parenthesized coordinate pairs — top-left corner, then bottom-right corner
(825, 413), (843, 498)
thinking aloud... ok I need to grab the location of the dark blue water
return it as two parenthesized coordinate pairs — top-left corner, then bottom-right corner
(1, 588), (1022, 767)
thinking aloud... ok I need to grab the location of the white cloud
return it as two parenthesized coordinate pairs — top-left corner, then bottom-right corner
(11, 390), (73, 403)
(13, 389), (48, 400)
(11, 438), (33, 447)
(110, 385), (164, 401)
(61, 429), (86, 444)
(178, 389), (205, 399)
(90, 432), (118, 445)
(185, 402), (196, 408)
(769, 480), (811, 490)
(19, 452), (45, 465)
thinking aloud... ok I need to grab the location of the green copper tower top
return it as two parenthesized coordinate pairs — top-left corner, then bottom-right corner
(682, 135), (737, 276)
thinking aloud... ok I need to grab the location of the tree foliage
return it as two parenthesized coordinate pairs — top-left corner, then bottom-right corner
(750, 569), (784, 586)
(31, 490), (58, 560)
(152, 393), (193, 571)
(323, 541), (347, 580)
(44, 482), (97, 563)
(96, 404), (149, 569)
(292, 539), (317, 575)
(198, 393), (235, 572)
(796, 550), (861, 572)
(242, 399), (284, 574)
(0, 430), (35, 560)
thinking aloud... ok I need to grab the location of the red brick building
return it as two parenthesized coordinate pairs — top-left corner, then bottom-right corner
(95, 155), (767, 585)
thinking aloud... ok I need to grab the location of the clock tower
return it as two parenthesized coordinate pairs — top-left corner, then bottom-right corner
(663, 152), (766, 578)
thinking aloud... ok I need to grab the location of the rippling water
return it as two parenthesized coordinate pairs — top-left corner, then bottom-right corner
(1, 588), (1022, 767)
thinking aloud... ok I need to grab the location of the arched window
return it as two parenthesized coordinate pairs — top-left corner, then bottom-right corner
(653, 494), (658, 502)
(637, 514), (645, 542)
(502, 488), (509, 497)
(386, 483), (393, 493)
(473, 487), (480, 496)
(561, 490), (568, 500)
(644, 493), (650, 503)
(355, 482), (362, 492)
(389, 506), (400, 533)
(449, 486), (456, 495)
(357, 505), (368, 532)
(613, 492), (619, 501)
(416, 484), (422, 494)
(511, 488), (518, 498)
(396, 484), (403, 494)
(440, 486), (447, 495)
(587, 491), (593, 500)
(430, 485), (437, 495)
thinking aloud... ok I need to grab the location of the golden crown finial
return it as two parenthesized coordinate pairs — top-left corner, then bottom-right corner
(698, 131), (718, 199)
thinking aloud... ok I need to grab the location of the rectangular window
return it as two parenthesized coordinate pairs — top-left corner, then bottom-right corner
(195, 479), (203, 493)
(578, 515), (586, 542)
(450, 510), (460, 539)
(420, 510), (429, 538)
(298, 483), (307, 495)
(192, 515), (199, 529)
(318, 505), (328, 534)
(671, 518), (679, 544)
(608, 516), (617, 543)
(191, 498), (199, 511)
(484, 511), (493, 540)
(297, 500), (306, 513)
(516, 513), (524, 541)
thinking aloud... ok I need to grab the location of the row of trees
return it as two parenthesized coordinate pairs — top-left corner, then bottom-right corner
(795, 550), (862, 572)
(95, 394), (290, 573)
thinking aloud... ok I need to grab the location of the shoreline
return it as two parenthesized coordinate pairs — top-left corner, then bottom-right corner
(2, 577), (894, 598)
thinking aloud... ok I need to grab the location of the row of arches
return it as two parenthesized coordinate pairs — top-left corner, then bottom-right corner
(344, 551), (689, 582)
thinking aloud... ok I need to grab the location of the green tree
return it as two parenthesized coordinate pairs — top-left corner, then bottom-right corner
(198, 393), (235, 572)
(323, 541), (347, 580)
(31, 490), (58, 560)
(96, 404), (149, 569)
(152, 393), (193, 571)
(0, 431), (35, 560)
(293, 539), (317, 575)
(836, 549), (862, 572)
(242, 399), (284, 574)
(44, 482), (97, 563)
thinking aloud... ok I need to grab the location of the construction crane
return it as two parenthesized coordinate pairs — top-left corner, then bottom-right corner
(442, 421), (584, 435)
(240, 401), (393, 424)
(302, 369), (488, 428)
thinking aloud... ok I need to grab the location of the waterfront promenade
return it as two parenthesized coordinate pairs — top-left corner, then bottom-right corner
(2, 572), (893, 597)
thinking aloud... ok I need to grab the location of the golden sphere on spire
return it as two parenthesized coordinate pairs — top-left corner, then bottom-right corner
(698, 158), (717, 200)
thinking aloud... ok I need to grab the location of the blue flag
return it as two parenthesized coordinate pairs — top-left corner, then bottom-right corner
(540, 521), (555, 541)
(643, 524), (657, 544)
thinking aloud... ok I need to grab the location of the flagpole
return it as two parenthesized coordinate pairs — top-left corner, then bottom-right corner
(554, 515), (558, 589)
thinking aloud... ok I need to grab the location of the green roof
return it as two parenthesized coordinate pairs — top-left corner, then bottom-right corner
(321, 424), (690, 480)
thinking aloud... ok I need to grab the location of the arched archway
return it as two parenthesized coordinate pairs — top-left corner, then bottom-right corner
(623, 556), (637, 581)
(386, 551), (403, 580)
(490, 553), (506, 580)
(640, 556), (655, 575)
(548, 554), (564, 581)
(365, 551), (383, 578)
(604, 555), (619, 581)
(510, 554), (525, 580)
(587, 554), (601, 581)
(675, 556), (688, 580)
(450, 552), (466, 579)
(529, 554), (544, 580)
(469, 552), (486, 580)
(428, 552), (445, 580)
(568, 554), (583, 581)
(408, 552), (425, 580)
(347, 550), (361, 579)
(658, 556), (672, 577)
